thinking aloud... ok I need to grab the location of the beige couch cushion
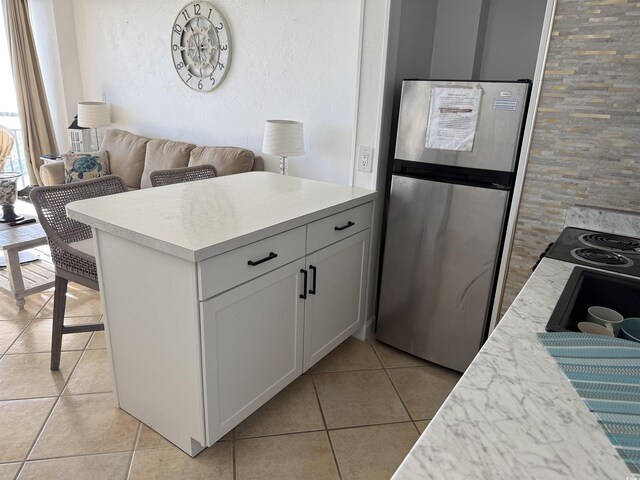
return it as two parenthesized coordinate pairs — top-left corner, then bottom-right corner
(252, 156), (264, 172)
(188, 147), (255, 176)
(40, 131), (261, 187)
(100, 129), (150, 189)
(39, 161), (65, 186)
(140, 139), (196, 189)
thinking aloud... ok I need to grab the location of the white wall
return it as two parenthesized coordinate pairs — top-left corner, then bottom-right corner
(28, 0), (393, 334)
(349, 0), (395, 337)
(51, 0), (84, 135)
(29, 0), (67, 150)
(352, 0), (388, 192)
(70, 0), (393, 331)
(71, 0), (361, 185)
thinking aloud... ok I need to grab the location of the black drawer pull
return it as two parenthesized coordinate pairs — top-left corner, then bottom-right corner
(309, 265), (317, 295)
(247, 252), (278, 266)
(334, 221), (355, 232)
(300, 269), (308, 299)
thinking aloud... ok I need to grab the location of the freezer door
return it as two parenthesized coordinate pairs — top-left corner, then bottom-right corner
(376, 175), (510, 372)
(395, 80), (529, 172)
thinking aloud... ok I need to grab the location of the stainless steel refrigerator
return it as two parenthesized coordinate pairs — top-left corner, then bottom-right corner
(376, 79), (531, 372)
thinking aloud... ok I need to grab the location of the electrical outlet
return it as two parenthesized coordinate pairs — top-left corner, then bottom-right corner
(357, 145), (373, 172)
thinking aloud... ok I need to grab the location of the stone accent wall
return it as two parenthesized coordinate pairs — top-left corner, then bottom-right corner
(502, 0), (640, 312)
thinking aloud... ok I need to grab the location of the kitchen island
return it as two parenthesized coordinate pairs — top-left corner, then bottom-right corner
(66, 172), (376, 456)
(392, 256), (631, 479)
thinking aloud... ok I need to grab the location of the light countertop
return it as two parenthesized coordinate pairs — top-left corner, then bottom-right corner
(66, 172), (377, 262)
(565, 205), (640, 237)
(392, 257), (631, 479)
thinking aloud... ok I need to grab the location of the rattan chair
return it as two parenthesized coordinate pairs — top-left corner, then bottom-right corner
(149, 164), (217, 187)
(30, 175), (127, 370)
(0, 126), (15, 172)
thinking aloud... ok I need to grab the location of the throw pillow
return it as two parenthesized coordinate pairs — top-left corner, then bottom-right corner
(63, 151), (110, 183)
(140, 139), (195, 189)
(188, 146), (255, 176)
(100, 129), (150, 189)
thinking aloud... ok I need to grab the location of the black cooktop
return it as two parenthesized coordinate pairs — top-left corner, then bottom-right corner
(545, 227), (640, 277)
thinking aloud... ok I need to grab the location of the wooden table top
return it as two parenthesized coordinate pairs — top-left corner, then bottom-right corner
(0, 222), (46, 250)
(0, 200), (44, 248)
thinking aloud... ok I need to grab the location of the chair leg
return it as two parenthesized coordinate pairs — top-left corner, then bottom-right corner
(51, 275), (68, 371)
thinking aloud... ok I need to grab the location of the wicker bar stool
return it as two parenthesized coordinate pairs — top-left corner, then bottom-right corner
(149, 164), (217, 187)
(30, 175), (127, 370)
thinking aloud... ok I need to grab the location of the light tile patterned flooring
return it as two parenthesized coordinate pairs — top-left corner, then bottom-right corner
(0, 285), (461, 480)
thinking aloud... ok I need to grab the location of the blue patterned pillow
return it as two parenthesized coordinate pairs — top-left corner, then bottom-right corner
(63, 151), (110, 183)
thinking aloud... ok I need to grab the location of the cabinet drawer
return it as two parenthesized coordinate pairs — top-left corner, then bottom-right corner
(306, 202), (372, 254)
(198, 226), (306, 300)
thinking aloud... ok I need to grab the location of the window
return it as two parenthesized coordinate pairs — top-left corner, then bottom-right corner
(0, 5), (28, 188)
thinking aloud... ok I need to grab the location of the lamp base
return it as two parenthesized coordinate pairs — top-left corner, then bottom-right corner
(279, 156), (288, 175)
(0, 205), (24, 223)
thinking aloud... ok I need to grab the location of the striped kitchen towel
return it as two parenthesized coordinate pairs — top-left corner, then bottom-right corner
(538, 332), (640, 473)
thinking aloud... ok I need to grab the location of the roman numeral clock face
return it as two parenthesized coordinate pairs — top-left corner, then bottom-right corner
(171, 2), (231, 92)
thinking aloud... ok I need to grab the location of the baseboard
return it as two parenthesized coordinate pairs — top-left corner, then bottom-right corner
(353, 315), (376, 341)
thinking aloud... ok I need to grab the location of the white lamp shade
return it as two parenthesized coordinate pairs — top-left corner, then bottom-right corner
(77, 102), (110, 128)
(262, 120), (305, 157)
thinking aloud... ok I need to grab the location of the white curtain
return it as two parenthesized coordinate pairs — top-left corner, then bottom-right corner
(3, 0), (58, 185)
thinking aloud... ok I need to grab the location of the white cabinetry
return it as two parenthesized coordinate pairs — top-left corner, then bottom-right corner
(301, 202), (371, 370)
(69, 174), (376, 458)
(303, 229), (369, 370)
(201, 259), (305, 444)
(198, 226), (306, 300)
(199, 203), (372, 445)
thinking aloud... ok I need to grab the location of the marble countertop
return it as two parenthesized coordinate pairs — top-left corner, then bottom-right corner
(392, 257), (631, 479)
(565, 205), (640, 237)
(66, 172), (377, 261)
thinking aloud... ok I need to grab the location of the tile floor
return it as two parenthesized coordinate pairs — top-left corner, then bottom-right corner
(0, 286), (461, 480)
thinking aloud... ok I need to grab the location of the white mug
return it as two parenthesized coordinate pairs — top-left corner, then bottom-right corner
(578, 321), (614, 337)
(586, 306), (624, 334)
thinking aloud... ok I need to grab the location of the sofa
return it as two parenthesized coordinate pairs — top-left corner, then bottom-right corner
(40, 128), (264, 188)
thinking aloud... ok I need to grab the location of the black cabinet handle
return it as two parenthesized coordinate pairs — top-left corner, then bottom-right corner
(309, 265), (317, 295)
(334, 221), (355, 231)
(300, 269), (308, 299)
(247, 252), (278, 266)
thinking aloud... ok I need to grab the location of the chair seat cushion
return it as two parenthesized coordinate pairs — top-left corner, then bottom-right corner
(67, 238), (95, 257)
(140, 139), (196, 189)
(188, 146), (255, 176)
(63, 152), (110, 183)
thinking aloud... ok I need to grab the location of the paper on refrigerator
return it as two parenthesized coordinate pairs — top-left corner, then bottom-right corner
(425, 87), (482, 152)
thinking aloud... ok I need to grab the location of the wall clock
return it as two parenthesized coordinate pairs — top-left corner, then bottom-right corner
(171, 1), (231, 92)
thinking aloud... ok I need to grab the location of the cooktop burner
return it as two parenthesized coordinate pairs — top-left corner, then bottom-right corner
(579, 233), (640, 253)
(570, 248), (633, 267)
(544, 227), (640, 277)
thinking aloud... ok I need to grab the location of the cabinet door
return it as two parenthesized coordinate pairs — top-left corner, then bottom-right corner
(201, 258), (305, 445)
(304, 229), (369, 371)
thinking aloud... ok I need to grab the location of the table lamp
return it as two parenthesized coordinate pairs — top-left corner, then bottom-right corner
(262, 120), (305, 175)
(77, 102), (110, 151)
